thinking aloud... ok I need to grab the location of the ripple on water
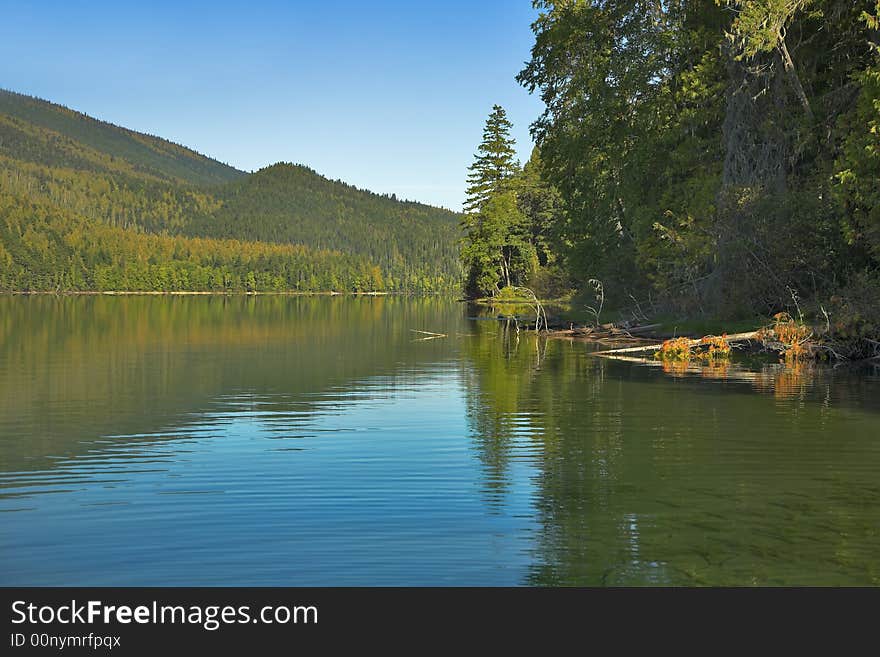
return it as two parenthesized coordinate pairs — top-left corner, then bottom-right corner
(1, 297), (879, 585)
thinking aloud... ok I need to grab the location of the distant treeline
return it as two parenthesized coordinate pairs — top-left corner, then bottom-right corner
(0, 89), (461, 293)
(0, 191), (386, 292)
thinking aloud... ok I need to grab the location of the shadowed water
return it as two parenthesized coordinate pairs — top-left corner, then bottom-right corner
(1, 296), (878, 585)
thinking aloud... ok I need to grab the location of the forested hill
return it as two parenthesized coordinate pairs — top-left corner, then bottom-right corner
(186, 163), (462, 288)
(0, 89), (243, 186)
(0, 90), (461, 293)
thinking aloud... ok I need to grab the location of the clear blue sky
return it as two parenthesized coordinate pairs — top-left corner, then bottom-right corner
(0, 1), (544, 210)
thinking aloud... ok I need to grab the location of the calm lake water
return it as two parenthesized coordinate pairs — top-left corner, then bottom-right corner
(1, 296), (879, 586)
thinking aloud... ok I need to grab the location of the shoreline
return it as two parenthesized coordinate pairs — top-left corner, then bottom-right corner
(0, 290), (408, 297)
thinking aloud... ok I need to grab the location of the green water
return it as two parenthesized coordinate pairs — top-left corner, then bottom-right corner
(1, 296), (878, 585)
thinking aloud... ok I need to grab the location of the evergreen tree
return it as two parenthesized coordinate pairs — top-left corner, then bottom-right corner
(461, 189), (534, 293)
(461, 105), (527, 296)
(464, 105), (519, 214)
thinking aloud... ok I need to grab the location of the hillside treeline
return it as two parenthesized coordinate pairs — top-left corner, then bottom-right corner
(0, 89), (461, 293)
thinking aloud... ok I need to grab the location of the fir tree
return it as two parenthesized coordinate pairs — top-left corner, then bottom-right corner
(462, 105), (534, 296)
(464, 105), (519, 214)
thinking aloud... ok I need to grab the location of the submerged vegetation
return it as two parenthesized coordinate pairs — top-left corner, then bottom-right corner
(461, 1), (880, 360)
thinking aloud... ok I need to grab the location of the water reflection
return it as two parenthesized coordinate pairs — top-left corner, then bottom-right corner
(461, 319), (880, 586)
(1, 296), (879, 585)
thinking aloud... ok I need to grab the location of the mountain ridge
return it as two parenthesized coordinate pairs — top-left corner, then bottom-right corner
(0, 89), (461, 293)
(0, 88), (244, 186)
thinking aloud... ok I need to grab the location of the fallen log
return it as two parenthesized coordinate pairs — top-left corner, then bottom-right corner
(590, 331), (758, 357)
(410, 329), (447, 341)
(622, 323), (662, 334)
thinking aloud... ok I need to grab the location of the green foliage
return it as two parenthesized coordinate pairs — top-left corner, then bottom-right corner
(514, 148), (562, 268)
(461, 190), (534, 294)
(517, 0), (728, 304)
(0, 91), (461, 294)
(461, 106), (523, 296)
(0, 191), (382, 292)
(833, 1), (880, 258)
(186, 163), (461, 293)
(515, 0), (880, 321)
(719, 0), (817, 59)
(464, 105), (519, 214)
(461, 109), (563, 298)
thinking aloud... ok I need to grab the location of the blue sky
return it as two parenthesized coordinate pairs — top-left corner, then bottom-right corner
(0, 1), (544, 210)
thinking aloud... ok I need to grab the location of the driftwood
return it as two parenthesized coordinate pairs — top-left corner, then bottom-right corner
(590, 331), (759, 357)
(509, 287), (548, 332)
(410, 329), (447, 341)
(546, 323), (659, 341)
(624, 323), (662, 334)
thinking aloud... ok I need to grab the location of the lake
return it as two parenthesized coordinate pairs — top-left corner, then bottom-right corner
(1, 296), (879, 585)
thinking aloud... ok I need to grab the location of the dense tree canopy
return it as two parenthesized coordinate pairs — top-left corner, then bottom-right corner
(186, 163), (461, 293)
(493, 0), (880, 333)
(0, 90), (461, 293)
(462, 106), (545, 297)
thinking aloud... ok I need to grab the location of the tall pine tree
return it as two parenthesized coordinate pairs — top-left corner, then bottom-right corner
(461, 105), (526, 296)
(464, 105), (519, 213)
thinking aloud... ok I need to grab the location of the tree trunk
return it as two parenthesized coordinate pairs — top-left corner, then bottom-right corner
(777, 36), (813, 121)
(591, 332), (759, 356)
(501, 251), (511, 288)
